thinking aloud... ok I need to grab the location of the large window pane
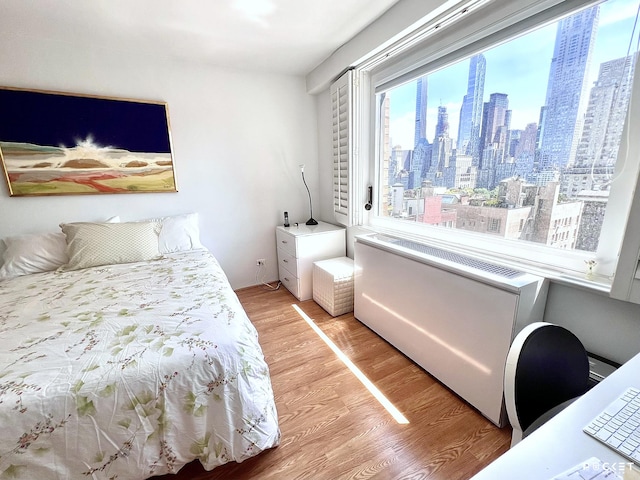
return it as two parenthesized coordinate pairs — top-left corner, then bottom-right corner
(378, 0), (638, 253)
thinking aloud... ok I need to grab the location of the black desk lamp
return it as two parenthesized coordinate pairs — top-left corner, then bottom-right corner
(300, 164), (318, 225)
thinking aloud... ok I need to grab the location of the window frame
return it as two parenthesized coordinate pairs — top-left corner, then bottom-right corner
(352, 0), (640, 289)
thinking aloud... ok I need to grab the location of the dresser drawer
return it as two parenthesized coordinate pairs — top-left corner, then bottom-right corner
(276, 229), (296, 257)
(278, 264), (300, 299)
(277, 248), (299, 277)
(275, 222), (346, 301)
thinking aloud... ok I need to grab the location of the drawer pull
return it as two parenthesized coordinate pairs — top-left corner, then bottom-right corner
(283, 277), (290, 282)
(281, 240), (288, 244)
(283, 259), (288, 263)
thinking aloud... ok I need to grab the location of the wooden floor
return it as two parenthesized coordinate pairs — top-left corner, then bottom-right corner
(156, 285), (511, 480)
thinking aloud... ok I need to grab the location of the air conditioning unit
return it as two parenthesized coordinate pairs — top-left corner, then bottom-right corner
(354, 233), (549, 427)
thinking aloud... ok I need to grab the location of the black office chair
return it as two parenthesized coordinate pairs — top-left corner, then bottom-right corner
(504, 322), (589, 447)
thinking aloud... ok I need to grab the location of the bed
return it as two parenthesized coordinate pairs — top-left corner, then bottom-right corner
(0, 214), (280, 479)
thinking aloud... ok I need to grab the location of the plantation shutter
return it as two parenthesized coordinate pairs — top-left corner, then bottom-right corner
(331, 70), (353, 226)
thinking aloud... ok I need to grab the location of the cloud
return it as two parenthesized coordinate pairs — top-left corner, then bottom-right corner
(599, 0), (639, 26)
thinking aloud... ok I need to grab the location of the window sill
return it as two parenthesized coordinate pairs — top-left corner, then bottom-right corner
(358, 221), (613, 296)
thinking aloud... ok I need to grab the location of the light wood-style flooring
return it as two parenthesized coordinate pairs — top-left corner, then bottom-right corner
(157, 285), (511, 480)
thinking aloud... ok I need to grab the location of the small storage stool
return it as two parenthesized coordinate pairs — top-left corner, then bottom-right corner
(313, 257), (354, 317)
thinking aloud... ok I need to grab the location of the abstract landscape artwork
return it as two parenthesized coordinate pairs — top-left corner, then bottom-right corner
(0, 87), (177, 196)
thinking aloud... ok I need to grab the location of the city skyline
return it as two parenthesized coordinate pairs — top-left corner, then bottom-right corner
(387, 0), (639, 150)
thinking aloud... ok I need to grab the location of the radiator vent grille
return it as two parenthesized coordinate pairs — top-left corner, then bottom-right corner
(386, 237), (524, 279)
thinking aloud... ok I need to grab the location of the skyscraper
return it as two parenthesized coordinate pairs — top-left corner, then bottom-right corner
(414, 76), (428, 147)
(537, 5), (599, 174)
(561, 53), (637, 200)
(479, 93), (509, 165)
(426, 106), (454, 188)
(380, 93), (391, 214)
(573, 53), (637, 169)
(478, 93), (510, 188)
(435, 105), (450, 137)
(515, 122), (539, 178)
(457, 54), (486, 163)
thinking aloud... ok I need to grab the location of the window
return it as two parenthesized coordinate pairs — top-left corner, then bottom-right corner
(357, 0), (640, 282)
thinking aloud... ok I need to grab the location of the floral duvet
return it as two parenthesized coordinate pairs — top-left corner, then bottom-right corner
(0, 249), (280, 479)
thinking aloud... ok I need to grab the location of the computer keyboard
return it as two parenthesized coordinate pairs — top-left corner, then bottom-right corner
(583, 387), (640, 465)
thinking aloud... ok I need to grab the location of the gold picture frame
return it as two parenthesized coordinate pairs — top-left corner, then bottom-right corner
(0, 86), (177, 196)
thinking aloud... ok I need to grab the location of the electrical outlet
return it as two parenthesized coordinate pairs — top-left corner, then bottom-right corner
(256, 258), (265, 266)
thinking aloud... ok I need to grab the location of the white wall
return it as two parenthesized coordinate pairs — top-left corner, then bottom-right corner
(306, 0), (456, 93)
(544, 284), (640, 365)
(0, 37), (319, 289)
(316, 89), (335, 222)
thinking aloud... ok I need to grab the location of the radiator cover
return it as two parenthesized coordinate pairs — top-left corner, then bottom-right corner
(354, 233), (548, 427)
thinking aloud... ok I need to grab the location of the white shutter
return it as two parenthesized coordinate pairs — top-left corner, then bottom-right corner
(331, 70), (354, 226)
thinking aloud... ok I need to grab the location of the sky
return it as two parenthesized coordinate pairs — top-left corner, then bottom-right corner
(387, 0), (640, 150)
(0, 89), (171, 153)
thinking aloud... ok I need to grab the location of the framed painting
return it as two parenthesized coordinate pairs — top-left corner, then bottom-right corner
(0, 86), (177, 196)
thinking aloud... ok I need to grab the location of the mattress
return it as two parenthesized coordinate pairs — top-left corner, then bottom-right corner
(0, 249), (280, 479)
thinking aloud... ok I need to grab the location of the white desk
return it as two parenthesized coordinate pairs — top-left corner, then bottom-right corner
(471, 351), (640, 479)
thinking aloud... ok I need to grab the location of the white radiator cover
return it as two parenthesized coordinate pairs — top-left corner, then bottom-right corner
(354, 234), (548, 427)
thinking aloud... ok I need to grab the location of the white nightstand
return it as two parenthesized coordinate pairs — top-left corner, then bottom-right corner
(276, 221), (346, 301)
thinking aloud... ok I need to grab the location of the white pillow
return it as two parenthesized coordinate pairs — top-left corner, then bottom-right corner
(0, 232), (68, 279)
(59, 221), (161, 271)
(0, 216), (121, 280)
(147, 213), (203, 254)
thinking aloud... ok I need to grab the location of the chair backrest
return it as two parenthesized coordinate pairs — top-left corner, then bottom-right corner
(504, 322), (589, 445)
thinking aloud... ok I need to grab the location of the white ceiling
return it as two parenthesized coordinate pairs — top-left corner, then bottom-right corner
(1, 0), (401, 75)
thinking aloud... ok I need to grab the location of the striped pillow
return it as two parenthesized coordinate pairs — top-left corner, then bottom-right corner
(60, 221), (161, 271)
